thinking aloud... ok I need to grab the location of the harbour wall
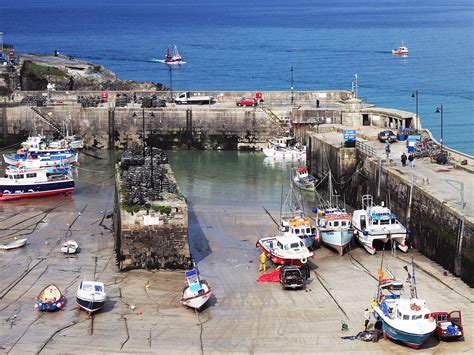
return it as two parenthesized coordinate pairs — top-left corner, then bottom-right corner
(307, 134), (474, 287)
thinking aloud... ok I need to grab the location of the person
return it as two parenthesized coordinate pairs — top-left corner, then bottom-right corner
(401, 152), (407, 167)
(373, 320), (383, 342)
(408, 153), (415, 168)
(364, 308), (371, 331)
(259, 252), (267, 272)
(385, 143), (391, 162)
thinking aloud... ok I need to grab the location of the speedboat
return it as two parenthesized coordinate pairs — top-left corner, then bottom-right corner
(34, 284), (65, 312)
(61, 240), (79, 254)
(352, 195), (408, 254)
(316, 207), (352, 255)
(0, 165), (74, 201)
(256, 234), (313, 266)
(180, 268), (212, 311)
(76, 281), (106, 313)
(292, 166), (317, 191)
(372, 262), (436, 348)
(392, 46), (408, 55)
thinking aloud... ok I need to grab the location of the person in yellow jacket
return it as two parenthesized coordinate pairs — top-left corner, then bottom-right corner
(259, 252), (267, 272)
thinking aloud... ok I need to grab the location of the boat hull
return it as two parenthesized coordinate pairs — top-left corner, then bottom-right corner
(0, 238), (27, 250)
(76, 296), (106, 313)
(320, 230), (352, 256)
(0, 180), (75, 201)
(180, 281), (212, 310)
(354, 228), (408, 254)
(382, 321), (433, 349)
(263, 148), (305, 160)
(256, 240), (306, 266)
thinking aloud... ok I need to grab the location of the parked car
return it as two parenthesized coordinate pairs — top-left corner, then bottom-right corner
(236, 97), (258, 107)
(378, 130), (397, 143)
(279, 265), (305, 290)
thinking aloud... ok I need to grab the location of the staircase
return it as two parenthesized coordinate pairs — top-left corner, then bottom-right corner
(260, 106), (290, 133)
(30, 107), (63, 137)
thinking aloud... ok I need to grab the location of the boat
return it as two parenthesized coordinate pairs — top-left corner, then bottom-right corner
(372, 260), (436, 348)
(180, 268), (212, 311)
(3, 150), (78, 167)
(314, 170), (353, 255)
(0, 238), (27, 250)
(392, 45), (408, 55)
(61, 240), (79, 254)
(76, 280), (107, 313)
(352, 195), (408, 254)
(263, 139), (306, 160)
(34, 284), (66, 312)
(268, 135), (297, 149)
(160, 45), (186, 64)
(0, 165), (75, 201)
(292, 166), (317, 191)
(431, 311), (464, 340)
(256, 234), (313, 266)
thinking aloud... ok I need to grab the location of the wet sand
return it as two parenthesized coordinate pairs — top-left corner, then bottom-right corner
(0, 151), (472, 354)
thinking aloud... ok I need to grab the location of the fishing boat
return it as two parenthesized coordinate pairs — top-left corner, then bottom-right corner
(0, 238), (27, 250)
(352, 195), (408, 254)
(61, 240), (79, 254)
(372, 260), (436, 348)
(0, 165), (74, 201)
(160, 45), (185, 64)
(314, 170), (352, 255)
(292, 166), (317, 191)
(263, 143), (306, 160)
(256, 234), (313, 266)
(392, 45), (408, 55)
(76, 281), (107, 313)
(34, 284), (65, 312)
(268, 135), (297, 149)
(180, 268), (212, 311)
(3, 150), (78, 166)
(281, 214), (317, 249)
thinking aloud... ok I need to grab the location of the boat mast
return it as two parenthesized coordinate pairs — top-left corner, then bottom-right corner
(328, 169), (333, 207)
(412, 256), (418, 299)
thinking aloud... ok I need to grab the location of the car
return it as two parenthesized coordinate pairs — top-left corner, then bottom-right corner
(279, 265), (305, 290)
(236, 97), (258, 107)
(378, 130), (397, 143)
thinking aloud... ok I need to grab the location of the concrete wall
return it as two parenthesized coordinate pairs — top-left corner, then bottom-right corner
(307, 134), (474, 287)
(114, 164), (193, 271)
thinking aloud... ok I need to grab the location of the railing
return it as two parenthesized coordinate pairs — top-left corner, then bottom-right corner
(30, 107), (63, 137)
(356, 140), (376, 157)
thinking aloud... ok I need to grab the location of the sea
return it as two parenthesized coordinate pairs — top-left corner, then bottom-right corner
(1, 0), (473, 155)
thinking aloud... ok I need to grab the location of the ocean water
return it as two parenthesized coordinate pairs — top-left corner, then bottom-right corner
(1, 0), (473, 154)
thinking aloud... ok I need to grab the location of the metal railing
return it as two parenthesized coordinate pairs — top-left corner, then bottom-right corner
(356, 140), (376, 157)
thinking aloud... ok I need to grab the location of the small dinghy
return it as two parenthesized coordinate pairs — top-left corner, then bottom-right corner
(76, 281), (106, 314)
(180, 268), (212, 311)
(61, 240), (79, 254)
(0, 238), (27, 250)
(34, 284), (65, 312)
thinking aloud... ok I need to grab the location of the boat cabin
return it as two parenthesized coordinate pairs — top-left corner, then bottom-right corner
(318, 210), (351, 230)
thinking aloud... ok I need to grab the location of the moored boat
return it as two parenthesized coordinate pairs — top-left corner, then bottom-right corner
(317, 208), (352, 255)
(34, 284), (65, 312)
(292, 166), (317, 191)
(76, 281), (106, 313)
(0, 238), (27, 250)
(61, 240), (79, 254)
(180, 268), (212, 311)
(3, 151), (78, 167)
(263, 144), (306, 160)
(0, 165), (75, 201)
(281, 214), (317, 249)
(256, 234), (313, 266)
(352, 195), (408, 254)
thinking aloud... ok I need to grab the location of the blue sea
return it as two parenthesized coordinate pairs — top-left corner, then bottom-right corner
(1, 0), (473, 154)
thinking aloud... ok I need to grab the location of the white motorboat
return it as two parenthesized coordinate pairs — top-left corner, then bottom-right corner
(0, 238), (27, 250)
(256, 234), (313, 266)
(292, 166), (317, 191)
(263, 144), (306, 160)
(372, 261), (436, 348)
(76, 281), (106, 313)
(352, 195), (408, 254)
(180, 268), (212, 311)
(281, 214), (317, 249)
(61, 240), (79, 254)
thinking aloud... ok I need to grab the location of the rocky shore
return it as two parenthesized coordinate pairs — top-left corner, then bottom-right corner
(0, 52), (167, 95)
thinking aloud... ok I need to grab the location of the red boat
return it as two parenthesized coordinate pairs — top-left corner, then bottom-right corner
(431, 311), (464, 340)
(256, 234), (313, 266)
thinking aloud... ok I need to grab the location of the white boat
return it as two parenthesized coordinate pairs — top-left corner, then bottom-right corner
(0, 238), (27, 250)
(352, 195), (408, 254)
(180, 268), (212, 311)
(76, 281), (106, 313)
(392, 45), (409, 55)
(372, 262), (436, 348)
(268, 135), (296, 149)
(263, 144), (306, 160)
(159, 45), (186, 64)
(61, 240), (79, 254)
(3, 151), (78, 167)
(281, 214), (317, 249)
(256, 234), (313, 266)
(292, 166), (317, 191)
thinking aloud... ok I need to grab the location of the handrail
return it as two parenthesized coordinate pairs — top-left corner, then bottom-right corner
(356, 141), (376, 157)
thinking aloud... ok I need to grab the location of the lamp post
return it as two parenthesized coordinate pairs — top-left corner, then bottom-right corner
(290, 66), (294, 106)
(411, 90), (418, 130)
(169, 65), (173, 101)
(435, 105), (444, 154)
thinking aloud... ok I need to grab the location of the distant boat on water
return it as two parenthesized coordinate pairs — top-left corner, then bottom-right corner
(159, 45), (186, 64)
(392, 43), (408, 55)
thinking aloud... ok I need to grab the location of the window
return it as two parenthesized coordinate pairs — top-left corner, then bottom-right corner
(94, 285), (103, 292)
(373, 220), (379, 225)
(284, 245), (290, 250)
(381, 219), (390, 225)
(391, 218), (396, 224)
(397, 310), (402, 319)
(295, 228), (300, 234)
(424, 314), (430, 319)
(334, 221), (339, 227)
(26, 173), (36, 178)
(290, 243), (299, 249)
(412, 315), (422, 320)
(403, 315), (409, 320)
(341, 221), (346, 227)
(306, 228), (311, 233)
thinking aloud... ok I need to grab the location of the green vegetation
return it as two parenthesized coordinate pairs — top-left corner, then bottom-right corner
(151, 205), (172, 215)
(23, 60), (66, 78)
(121, 203), (141, 214)
(119, 185), (128, 198)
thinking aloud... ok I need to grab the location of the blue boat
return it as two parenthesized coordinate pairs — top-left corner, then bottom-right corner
(34, 284), (65, 312)
(3, 150), (78, 167)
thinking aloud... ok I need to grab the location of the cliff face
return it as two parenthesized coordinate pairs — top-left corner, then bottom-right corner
(0, 53), (166, 95)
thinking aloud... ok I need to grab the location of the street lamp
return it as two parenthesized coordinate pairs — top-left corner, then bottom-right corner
(411, 90), (418, 130)
(435, 105), (444, 154)
(290, 66), (294, 105)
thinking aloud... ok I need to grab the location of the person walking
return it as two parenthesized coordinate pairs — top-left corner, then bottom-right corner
(364, 308), (371, 331)
(408, 153), (415, 168)
(385, 143), (391, 162)
(259, 252), (267, 272)
(401, 152), (407, 167)
(373, 320), (383, 342)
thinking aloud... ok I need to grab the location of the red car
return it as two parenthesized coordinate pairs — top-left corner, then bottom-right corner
(236, 97), (258, 107)
(431, 311), (464, 340)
